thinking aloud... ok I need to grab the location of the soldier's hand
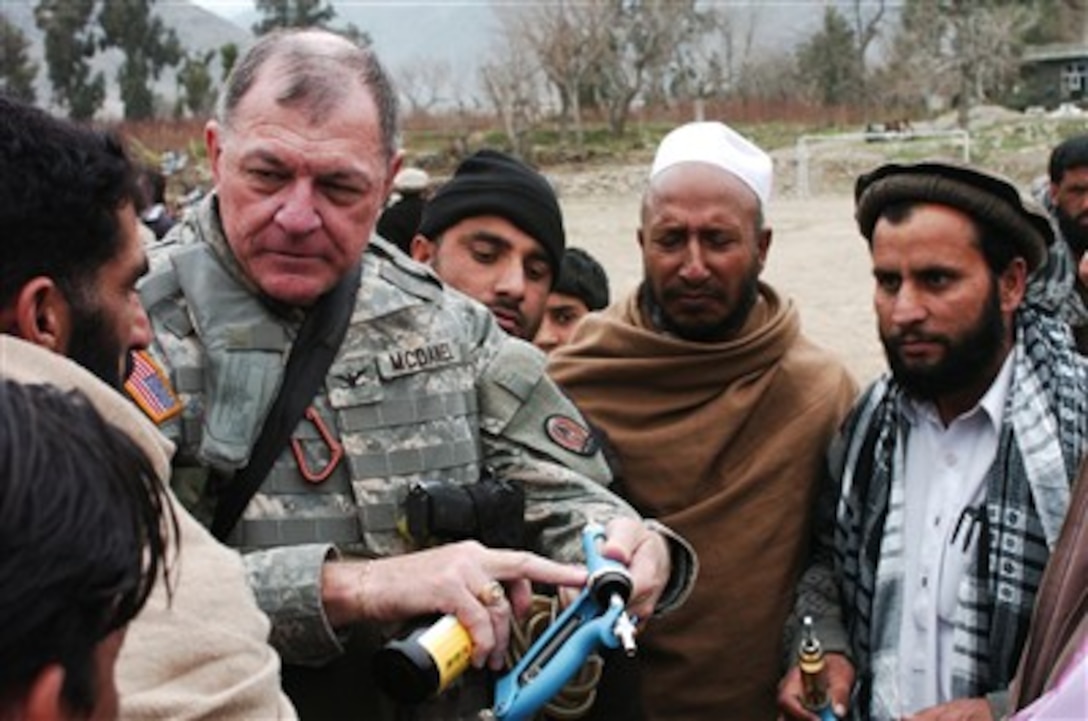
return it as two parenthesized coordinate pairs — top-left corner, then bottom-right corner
(322, 541), (586, 670)
(599, 517), (671, 620)
(905, 697), (992, 721)
(776, 653), (853, 720)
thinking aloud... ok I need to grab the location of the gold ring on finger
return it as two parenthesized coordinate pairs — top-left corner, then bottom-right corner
(476, 580), (506, 607)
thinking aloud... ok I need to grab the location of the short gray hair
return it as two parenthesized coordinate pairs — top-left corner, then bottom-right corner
(217, 29), (399, 160)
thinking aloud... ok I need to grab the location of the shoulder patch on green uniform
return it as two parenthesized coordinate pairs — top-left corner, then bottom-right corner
(544, 414), (600, 456)
(124, 350), (182, 424)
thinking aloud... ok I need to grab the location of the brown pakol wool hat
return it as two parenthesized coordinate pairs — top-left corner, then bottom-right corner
(855, 161), (1052, 272)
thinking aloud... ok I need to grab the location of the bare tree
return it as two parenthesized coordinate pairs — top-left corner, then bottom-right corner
(881, 0), (1040, 126)
(396, 57), (453, 115)
(593, 0), (688, 138)
(848, 0), (887, 119)
(957, 3), (1036, 118)
(735, 53), (801, 103)
(664, 7), (722, 117)
(479, 33), (545, 159)
(667, 6), (764, 119)
(1027, 0), (1088, 43)
(496, 1), (613, 152)
(878, 0), (951, 114)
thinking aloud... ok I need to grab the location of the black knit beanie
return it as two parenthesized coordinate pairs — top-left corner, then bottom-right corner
(417, 149), (565, 282)
(855, 162), (1051, 272)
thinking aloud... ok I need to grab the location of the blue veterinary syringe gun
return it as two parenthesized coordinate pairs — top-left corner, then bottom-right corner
(374, 523), (636, 717)
(487, 522), (638, 721)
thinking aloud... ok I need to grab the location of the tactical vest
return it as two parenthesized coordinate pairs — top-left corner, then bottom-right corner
(139, 235), (549, 557)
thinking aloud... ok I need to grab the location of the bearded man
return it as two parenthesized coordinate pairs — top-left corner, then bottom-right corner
(1029, 134), (1088, 352)
(548, 121), (857, 719)
(779, 163), (1088, 721)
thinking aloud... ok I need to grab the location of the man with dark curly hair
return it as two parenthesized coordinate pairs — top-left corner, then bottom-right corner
(0, 380), (171, 721)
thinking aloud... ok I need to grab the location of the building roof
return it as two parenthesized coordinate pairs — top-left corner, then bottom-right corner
(1024, 43), (1088, 64)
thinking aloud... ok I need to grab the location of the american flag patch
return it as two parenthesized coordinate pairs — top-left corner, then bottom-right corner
(124, 350), (181, 424)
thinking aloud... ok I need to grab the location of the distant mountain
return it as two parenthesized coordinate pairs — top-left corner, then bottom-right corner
(3, 0), (496, 116)
(3, 0), (250, 118)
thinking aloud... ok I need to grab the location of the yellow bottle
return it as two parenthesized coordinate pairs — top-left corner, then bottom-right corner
(374, 614), (474, 703)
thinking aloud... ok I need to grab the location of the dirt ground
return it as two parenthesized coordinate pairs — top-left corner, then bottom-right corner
(559, 188), (887, 386)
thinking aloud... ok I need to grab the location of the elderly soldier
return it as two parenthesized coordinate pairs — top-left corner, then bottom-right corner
(779, 163), (1088, 720)
(549, 121), (857, 719)
(130, 29), (694, 720)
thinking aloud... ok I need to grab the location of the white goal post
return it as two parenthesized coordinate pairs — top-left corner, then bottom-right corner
(795, 129), (971, 198)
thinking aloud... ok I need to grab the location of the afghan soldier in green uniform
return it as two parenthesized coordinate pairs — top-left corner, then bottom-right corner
(129, 28), (696, 721)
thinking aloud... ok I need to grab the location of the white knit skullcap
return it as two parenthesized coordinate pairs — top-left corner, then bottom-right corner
(394, 167), (430, 193)
(650, 121), (773, 206)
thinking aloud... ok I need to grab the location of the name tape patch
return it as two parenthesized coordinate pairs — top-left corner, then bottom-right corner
(378, 341), (461, 379)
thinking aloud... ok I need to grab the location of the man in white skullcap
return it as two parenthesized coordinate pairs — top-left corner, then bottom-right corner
(549, 121), (858, 720)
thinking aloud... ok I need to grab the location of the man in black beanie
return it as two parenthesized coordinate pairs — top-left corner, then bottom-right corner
(411, 149), (565, 340)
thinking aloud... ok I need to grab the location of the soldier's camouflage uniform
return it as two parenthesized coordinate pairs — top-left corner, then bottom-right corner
(134, 195), (694, 720)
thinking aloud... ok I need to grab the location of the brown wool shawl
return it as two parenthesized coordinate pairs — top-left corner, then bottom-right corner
(549, 283), (858, 720)
(1010, 462), (1088, 712)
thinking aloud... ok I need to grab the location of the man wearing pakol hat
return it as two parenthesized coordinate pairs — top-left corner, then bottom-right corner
(548, 121), (857, 719)
(779, 163), (1088, 721)
(411, 149), (565, 340)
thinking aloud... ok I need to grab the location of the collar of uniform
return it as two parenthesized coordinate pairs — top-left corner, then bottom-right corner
(901, 348), (1016, 433)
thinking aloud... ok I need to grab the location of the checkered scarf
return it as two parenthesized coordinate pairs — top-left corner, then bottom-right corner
(1027, 178), (1088, 328)
(833, 306), (1088, 719)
